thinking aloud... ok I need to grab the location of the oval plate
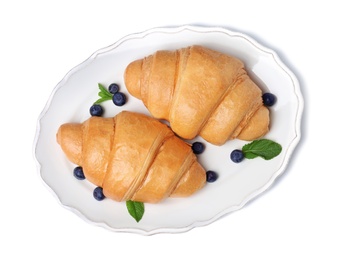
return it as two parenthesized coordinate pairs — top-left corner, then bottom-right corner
(34, 25), (303, 235)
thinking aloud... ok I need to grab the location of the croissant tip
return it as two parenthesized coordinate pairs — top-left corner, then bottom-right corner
(56, 123), (83, 165)
(124, 59), (143, 99)
(56, 127), (61, 145)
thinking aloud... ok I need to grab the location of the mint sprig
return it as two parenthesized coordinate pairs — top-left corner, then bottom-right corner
(94, 83), (113, 104)
(126, 200), (145, 222)
(242, 139), (282, 160)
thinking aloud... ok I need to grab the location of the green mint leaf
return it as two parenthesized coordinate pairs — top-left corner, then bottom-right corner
(98, 83), (112, 97)
(242, 139), (282, 160)
(98, 91), (109, 98)
(94, 83), (113, 104)
(94, 97), (112, 104)
(126, 200), (144, 222)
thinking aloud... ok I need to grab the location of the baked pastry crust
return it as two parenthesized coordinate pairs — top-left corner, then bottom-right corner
(56, 111), (206, 203)
(124, 45), (269, 145)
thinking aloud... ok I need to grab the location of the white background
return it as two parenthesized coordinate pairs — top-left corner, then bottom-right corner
(1, 1), (341, 259)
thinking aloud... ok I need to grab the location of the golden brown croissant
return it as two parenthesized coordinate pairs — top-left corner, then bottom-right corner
(56, 111), (206, 203)
(124, 45), (270, 145)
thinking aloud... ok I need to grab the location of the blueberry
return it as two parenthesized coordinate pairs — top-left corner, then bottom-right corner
(73, 166), (85, 180)
(89, 104), (104, 116)
(93, 187), (106, 201)
(112, 92), (126, 106)
(230, 149), (244, 163)
(262, 93), (277, 106)
(108, 83), (120, 94)
(206, 171), (218, 183)
(192, 142), (205, 154)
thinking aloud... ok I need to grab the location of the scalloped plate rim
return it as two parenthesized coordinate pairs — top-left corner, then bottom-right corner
(33, 25), (304, 235)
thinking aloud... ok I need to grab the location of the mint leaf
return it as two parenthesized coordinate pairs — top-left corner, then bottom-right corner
(94, 97), (111, 104)
(98, 83), (112, 97)
(126, 200), (144, 222)
(242, 139), (282, 160)
(98, 91), (109, 98)
(94, 83), (112, 104)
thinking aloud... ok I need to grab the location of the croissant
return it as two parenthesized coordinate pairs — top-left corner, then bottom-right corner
(56, 111), (206, 203)
(124, 45), (270, 145)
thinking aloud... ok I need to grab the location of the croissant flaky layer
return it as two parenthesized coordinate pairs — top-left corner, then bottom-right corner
(56, 111), (206, 203)
(124, 45), (270, 145)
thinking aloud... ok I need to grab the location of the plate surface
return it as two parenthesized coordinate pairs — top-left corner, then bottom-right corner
(34, 25), (303, 235)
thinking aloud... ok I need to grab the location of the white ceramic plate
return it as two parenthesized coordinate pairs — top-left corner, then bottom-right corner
(34, 25), (303, 235)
